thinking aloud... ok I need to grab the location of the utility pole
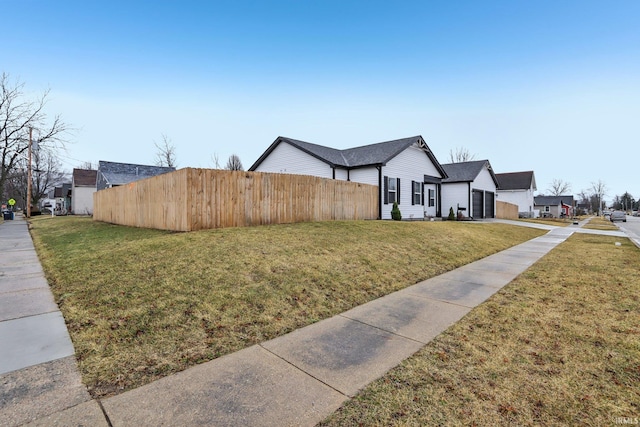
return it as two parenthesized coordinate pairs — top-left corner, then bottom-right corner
(27, 128), (32, 218)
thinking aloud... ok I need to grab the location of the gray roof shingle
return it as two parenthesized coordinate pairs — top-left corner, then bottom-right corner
(98, 161), (175, 187)
(72, 169), (97, 187)
(534, 195), (574, 206)
(441, 160), (498, 186)
(496, 171), (536, 191)
(250, 135), (447, 177)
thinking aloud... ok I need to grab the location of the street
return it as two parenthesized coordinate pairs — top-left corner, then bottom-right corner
(614, 214), (640, 240)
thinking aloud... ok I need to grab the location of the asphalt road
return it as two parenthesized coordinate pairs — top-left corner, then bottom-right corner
(614, 214), (640, 240)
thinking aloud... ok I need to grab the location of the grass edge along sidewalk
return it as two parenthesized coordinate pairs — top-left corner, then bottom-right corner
(320, 232), (640, 426)
(28, 216), (545, 398)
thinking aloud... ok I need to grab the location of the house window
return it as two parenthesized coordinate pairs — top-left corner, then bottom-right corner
(388, 177), (397, 204)
(412, 181), (422, 205)
(384, 176), (400, 204)
(545, 206), (550, 212)
(428, 189), (435, 207)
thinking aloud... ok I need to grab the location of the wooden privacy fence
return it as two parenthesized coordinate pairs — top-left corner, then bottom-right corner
(94, 168), (379, 231)
(496, 200), (519, 220)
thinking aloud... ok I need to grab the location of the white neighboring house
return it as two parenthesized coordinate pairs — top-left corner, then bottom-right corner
(249, 136), (448, 220)
(441, 160), (499, 219)
(495, 171), (537, 218)
(71, 168), (98, 215)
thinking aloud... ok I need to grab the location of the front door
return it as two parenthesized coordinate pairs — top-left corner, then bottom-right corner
(424, 184), (437, 217)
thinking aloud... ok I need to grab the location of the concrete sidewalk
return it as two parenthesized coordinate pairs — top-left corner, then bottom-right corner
(0, 213), (103, 427)
(0, 216), (630, 426)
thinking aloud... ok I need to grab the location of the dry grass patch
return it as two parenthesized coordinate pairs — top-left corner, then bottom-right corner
(29, 216), (544, 398)
(321, 233), (640, 426)
(518, 217), (577, 227)
(582, 216), (620, 231)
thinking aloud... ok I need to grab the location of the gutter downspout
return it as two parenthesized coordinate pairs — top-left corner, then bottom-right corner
(468, 182), (471, 219)
(377, 165), (382, 220)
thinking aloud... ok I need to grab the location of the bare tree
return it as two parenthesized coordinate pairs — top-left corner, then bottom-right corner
(154, 134), (177, 168)
(577, 190), (591, 214)
(225, 154), (243, 171)
(589, 193), (601, 214)
(76, 161), (96, 170)
(211, 153), (221, 169)
(5, 147), (66, 210)
(590, 180), (607, 215)
(617, 191), (635, 211)
(448, 147), (476, 163)
(0, 73), (69, 200)
(547, 179), (572, 196)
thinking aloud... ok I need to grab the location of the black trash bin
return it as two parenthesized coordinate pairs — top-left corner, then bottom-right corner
(3, 211), (12, 220)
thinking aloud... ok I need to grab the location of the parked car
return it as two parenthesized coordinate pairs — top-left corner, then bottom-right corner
(610, 211), (627, 222)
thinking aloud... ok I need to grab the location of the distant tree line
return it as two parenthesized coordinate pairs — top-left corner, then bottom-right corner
(0, 73), (70, 210)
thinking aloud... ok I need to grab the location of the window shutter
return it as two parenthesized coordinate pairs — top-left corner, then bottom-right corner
(383, 176), (388, 205)
(397, 178), (401, 204)
(411, 181), (415, 205)
(421, 183), (425, 206)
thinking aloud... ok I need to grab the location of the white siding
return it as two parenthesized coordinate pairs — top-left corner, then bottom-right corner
(335, 168), (349, 180)
(472, 168), (497, 192)
(380, 145), (442, 220)
(72, 186), (96, 215)
(349, 167), (378, 185)
(442, 165), (497, 218)
(254, 142), (333, 178)
(497, 189), (535, 215)
(441, 182), (469, 218)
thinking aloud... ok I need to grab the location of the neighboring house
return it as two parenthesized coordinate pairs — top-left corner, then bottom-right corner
(576, 202), (591, 215)
(249, 136), (448, 220)
(495, 171), (537, 218)
(534, 195), (575, 218)
(97, 161), (176, 191)
(441, 160), (499, 219)
(71, 168), (98, 215)
(51, 183), (72, 215)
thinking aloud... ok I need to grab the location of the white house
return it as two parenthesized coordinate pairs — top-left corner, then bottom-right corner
(249, 136), (448, 220)
(71, 168), (97, 215)
(441, 160), (498, 219)
(495, 171), (537, 218)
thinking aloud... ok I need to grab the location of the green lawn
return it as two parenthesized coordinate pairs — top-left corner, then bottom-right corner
(321, 233), (640, 426)
(29, 216), (544, 398)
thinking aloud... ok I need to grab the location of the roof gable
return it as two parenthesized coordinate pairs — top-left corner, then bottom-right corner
(496, 171), (537, 191)
(441, 160), (498, 186)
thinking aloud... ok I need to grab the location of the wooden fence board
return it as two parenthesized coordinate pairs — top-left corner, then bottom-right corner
(496, 200), (519, 220)
(94, 168), (378, 231)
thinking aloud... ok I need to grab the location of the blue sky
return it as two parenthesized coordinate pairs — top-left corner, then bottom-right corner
(4, 0), (639, 202)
